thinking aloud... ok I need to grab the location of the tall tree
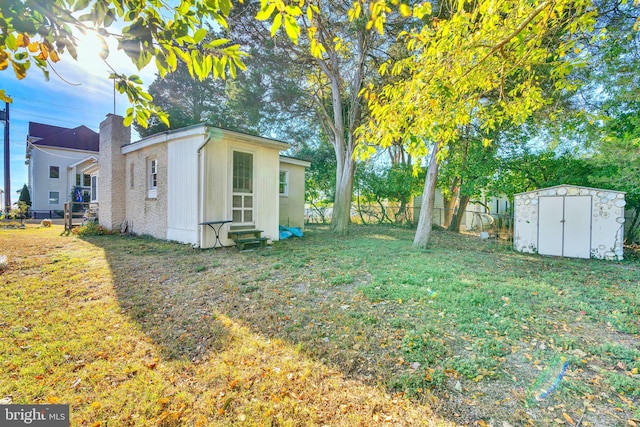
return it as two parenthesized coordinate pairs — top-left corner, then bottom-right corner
(358, 0), (597, 248)
(17, 184), (31, 207)
(242, 0), (418, 234)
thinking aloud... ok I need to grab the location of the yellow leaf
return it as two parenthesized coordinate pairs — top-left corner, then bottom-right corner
(257, 3), (276, 20)
(284, 15), (300, 44)
(399, 3), (412, 16)
(271, 13), (283, 37)
(16, 33), (29, 47)
(563, 412), (575, 425)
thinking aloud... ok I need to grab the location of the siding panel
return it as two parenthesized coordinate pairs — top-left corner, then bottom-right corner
(167, 138), (201, 245)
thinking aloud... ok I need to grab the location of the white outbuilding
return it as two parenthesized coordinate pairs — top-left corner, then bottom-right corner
(513, 184), (625, 260)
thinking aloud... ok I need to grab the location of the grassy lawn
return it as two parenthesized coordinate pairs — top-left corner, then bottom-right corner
(1, 224), (639, 426)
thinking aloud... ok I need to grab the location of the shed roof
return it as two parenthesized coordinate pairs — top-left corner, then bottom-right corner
(515, 184), (625, 196)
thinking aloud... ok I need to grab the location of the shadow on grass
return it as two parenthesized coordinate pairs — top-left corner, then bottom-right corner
(82, 224), (640, 426)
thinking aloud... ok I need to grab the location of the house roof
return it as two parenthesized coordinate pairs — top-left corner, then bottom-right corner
(122, 123), (291, 154)
(280, 155), (311, 168)
(27, 122), (99, 152)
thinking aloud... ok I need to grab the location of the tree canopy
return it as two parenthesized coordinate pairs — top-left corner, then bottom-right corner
(357, 0), (599, 248)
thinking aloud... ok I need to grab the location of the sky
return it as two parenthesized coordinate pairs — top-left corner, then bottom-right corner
(0, 32), (157, 206)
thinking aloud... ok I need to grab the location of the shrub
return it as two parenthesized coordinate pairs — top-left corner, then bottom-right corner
(73, 221), (115, 236)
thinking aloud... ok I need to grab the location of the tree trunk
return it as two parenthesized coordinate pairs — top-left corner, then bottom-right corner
(448, 195), (471, 232)
(442, 179), (460, 227)
(413, 143), (440, 249)
(626, 208), (640, 244)
(331, 156), (355, 234)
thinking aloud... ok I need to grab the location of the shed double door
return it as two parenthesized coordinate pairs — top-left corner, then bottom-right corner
(538, 196), (592, 258)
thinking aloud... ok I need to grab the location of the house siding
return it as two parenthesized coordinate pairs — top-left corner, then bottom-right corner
(94, 118), (302, 249)
(28, 147), (96, 212)
(279, 159), (309, 229)
(123, 143), (168, 240)
(201, 133), (281, 247)
(166, 135), (203, 245)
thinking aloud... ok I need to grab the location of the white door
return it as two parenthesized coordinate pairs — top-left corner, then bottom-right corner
(538, 196), (591, 258)
(563, 196), (592, 258)
(232, 151), (254, 226)
(538, 197), (564, 256)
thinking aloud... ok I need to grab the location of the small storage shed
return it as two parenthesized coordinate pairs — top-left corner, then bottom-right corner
(513, 185), (625, 260)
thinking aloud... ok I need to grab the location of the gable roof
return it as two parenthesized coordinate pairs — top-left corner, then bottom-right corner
(28, 122), (99, 152)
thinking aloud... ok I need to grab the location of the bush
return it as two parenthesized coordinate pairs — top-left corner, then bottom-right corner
(73, 221), (115, 236)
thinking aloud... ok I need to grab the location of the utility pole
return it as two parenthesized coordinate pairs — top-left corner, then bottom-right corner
(0, 102), (9, 215)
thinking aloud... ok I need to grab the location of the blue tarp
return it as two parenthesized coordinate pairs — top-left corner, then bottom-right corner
(279, 225), (303, 240)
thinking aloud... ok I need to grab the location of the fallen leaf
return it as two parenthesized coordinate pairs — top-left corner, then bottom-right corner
(619, 394), (633, 405)
(563, 412), (575, 425)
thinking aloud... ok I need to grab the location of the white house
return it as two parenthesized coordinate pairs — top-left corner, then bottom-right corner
(94, 114), (309, 248)
(25, 123), (99, 214)
(513, 184), (625, 260)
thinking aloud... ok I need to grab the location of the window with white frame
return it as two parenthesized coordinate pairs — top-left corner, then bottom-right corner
(49, 166), (60, 179)
(279, 170), (289, 196)
(90, 175), (98, 202)
(147, 158), (157, 199)
(48, 191), (59, 205)
(76, 173), (91, 187)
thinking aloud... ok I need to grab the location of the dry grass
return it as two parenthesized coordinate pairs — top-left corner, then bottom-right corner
(0, 225), (448, 426)
(2, 224), (639, 426)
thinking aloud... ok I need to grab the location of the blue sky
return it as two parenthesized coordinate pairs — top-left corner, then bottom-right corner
(1, 33), (157, 205)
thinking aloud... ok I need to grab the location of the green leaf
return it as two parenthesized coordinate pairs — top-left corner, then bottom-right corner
(123, 108), (134, 127)
(191, 50), (203, 79)
(193, 28), (207, 44)
(177, 0), (190, 15)
(205, 38), (230, 48)
(73, 0), (90, 12)
(219, 0), (232, 16)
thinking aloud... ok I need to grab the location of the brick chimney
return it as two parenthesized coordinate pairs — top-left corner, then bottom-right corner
(98, 114), (130, 230)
